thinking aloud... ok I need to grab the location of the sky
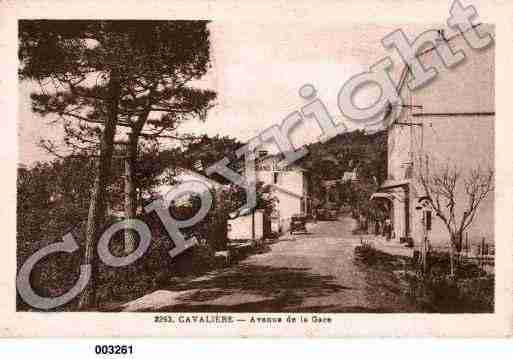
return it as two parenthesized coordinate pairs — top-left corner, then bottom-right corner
(18, 21), (429, 166)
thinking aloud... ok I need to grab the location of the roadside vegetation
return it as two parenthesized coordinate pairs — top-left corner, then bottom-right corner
(353, 242), (493, 313)
(16, 135), (276, 311)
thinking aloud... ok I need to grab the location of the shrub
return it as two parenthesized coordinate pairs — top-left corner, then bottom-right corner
(354, 241), (378, 264)
(405, 252), (493, 313)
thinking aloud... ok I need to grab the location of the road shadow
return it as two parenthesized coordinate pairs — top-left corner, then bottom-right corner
(155, 264), (352, 312)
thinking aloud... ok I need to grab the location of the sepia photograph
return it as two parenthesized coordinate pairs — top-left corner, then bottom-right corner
(15, 17), (496, 316)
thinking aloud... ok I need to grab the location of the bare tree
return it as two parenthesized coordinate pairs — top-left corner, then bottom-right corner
(418, 155), (494, 276)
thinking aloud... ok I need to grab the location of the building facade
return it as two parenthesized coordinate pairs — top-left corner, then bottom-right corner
(256, 154), (311, 233)
(374, 25), (494, 249)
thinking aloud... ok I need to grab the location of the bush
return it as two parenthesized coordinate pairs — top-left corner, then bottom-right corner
(16, 160), (274, 311)
(405, 272), (493, 313)
(353, 245), (494, 313)
(424, 251), (487, 279)
(16, 212), (221, 311)
(405, 252), (493, 313)
(458, 275), (494, 312)
(354, 241), (377, 264)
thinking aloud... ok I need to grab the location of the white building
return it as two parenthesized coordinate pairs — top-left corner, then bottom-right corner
(256, 153), (311, 233)
(373, 25), (494, 249)
(142, 167), (227, 210)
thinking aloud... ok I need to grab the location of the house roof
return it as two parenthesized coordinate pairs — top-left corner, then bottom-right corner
(255, 151), (308, 172)
(144, 166), (227, 202)
(321, 170), (358, 187)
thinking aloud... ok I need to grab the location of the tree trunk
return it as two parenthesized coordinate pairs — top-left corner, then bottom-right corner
(78, 74), (121, 310)
(454, 231), (463, 252)
(449, 231), (460, 278)
(421, 235), (428, 276)
(451, 231), (463, 277)
(123, 126), (142, 254)
(449, 244), (455, 277)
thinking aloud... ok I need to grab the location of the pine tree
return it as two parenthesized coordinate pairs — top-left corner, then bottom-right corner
(19, 20), (216, 309)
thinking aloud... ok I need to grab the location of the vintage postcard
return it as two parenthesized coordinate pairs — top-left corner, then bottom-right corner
(1, 0), (513, 337)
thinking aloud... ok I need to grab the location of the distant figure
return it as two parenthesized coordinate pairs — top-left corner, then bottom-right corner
(384, 218), (392, 241)
(374, 220), (381, 236)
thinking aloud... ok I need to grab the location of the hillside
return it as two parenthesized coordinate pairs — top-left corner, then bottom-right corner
(295, 130), (387, 210)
